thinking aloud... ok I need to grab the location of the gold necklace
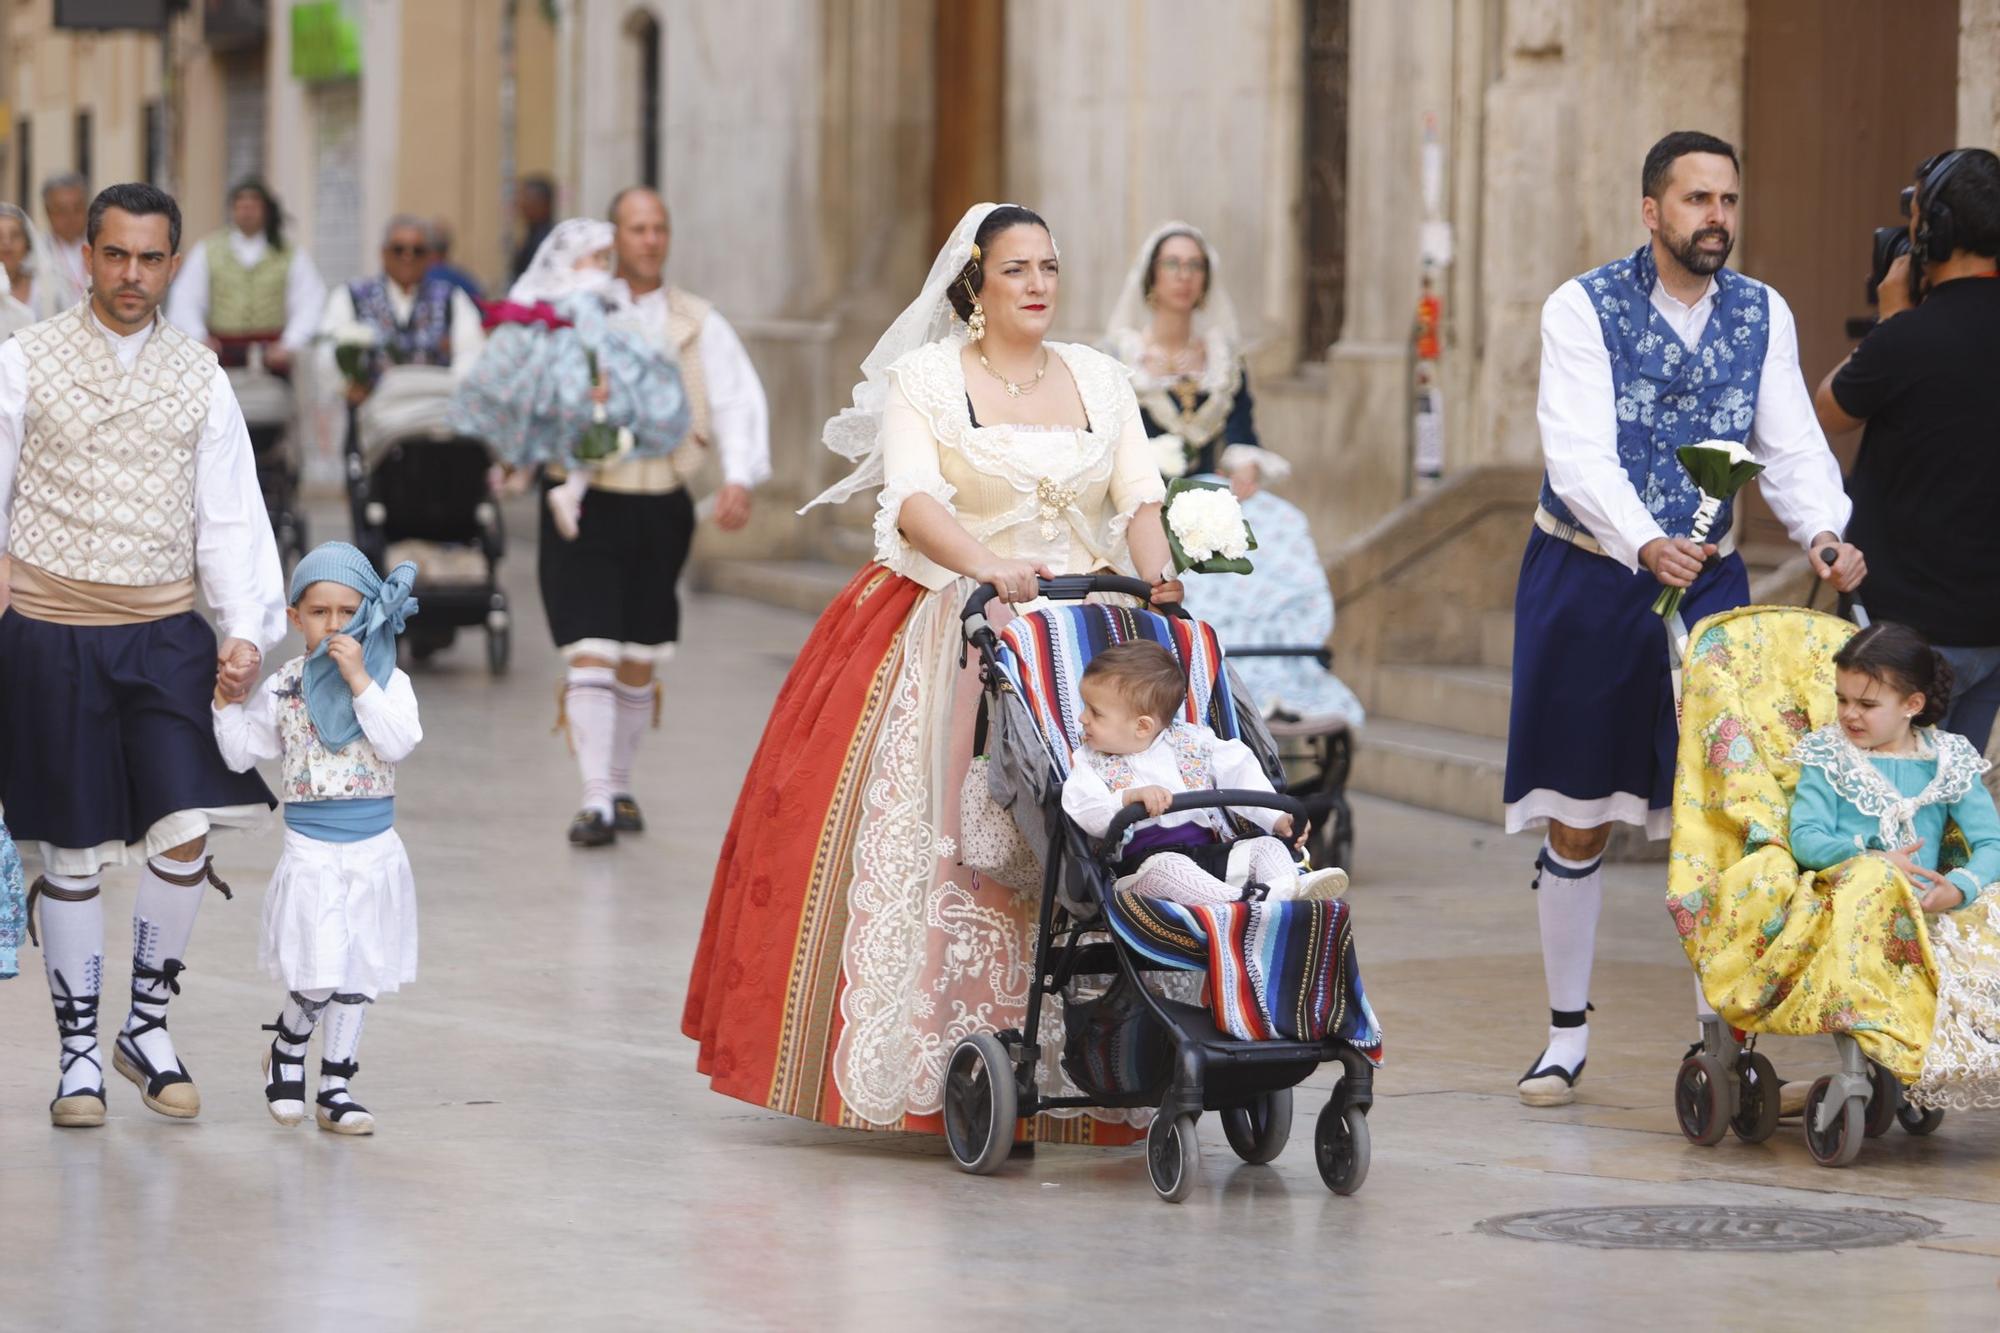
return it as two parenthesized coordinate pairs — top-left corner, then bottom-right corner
(977, 343), (1049, 398)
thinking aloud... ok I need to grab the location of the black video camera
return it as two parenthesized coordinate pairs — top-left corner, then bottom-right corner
(1866, 224), (1913, 308)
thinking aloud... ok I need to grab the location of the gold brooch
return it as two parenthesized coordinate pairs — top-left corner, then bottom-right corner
(1035, 477), (1077, 541)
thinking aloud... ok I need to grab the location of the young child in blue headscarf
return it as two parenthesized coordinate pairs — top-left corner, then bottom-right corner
(213, 541), (423, 1137)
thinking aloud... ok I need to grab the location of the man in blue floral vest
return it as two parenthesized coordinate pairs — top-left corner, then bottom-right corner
(1505, 131), (1867, 1106)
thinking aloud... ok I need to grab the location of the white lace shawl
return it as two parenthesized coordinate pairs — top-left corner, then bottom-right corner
(1789, 723), (1989, 853)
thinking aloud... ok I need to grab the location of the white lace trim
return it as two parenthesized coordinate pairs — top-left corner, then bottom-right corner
(886, 337), (1134, 459)
(873, 475), (958, 572)
(831, 588), (1144, 1127)
(881, 339), (1136, 568)
(1910, 890), (2000, 1111)
(1789, 724), (1988, 853)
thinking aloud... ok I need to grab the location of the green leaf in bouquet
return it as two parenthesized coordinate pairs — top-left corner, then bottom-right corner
(1674, 443), (1764, 499)
(573, 421), (623, 463)
(334, 344), (369, 382)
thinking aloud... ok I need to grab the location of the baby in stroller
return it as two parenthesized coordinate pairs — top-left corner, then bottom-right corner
(1061, 641), (1346, 905)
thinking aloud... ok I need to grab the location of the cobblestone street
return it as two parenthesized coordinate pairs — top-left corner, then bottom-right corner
(0, 497), (1996, 1329)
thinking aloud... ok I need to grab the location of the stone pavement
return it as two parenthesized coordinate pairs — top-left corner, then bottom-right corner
(2, 496), (1998, 1331)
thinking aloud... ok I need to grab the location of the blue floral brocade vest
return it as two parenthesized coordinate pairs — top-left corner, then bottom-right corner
(348, 276), (455, 377)
(1537, 244), (1771, 545)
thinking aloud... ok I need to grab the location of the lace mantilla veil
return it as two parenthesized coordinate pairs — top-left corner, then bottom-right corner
(1102, 219), (1243, 354)
(0, 202), (53, 328)
(804, 201), (1025, 513)
(507, 217), (618, 306)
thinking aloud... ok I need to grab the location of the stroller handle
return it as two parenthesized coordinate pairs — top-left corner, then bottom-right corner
(960, 573), (1157, 640)
(1101, 788), (1310, 849)
(1223, 644), (1334, 669)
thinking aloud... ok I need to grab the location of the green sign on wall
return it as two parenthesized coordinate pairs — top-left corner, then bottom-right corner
(292, 2), (361, 83)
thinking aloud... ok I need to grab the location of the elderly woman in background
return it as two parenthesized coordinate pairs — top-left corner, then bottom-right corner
(1182, 444), (1364, 730)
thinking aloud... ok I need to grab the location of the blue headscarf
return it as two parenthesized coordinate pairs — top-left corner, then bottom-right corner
(288, 542), (419, 750)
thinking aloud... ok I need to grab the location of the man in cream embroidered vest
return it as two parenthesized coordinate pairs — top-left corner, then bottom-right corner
(163, 178), (327, 375)
(1503, 132), (1864, 1110)
(0, 183), (286, 1129)
(539, 186), (771, 848)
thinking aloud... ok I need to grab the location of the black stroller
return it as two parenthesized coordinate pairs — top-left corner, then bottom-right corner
(946, 574), (1381, 1203)
(1226, 644), (1357, 873)
(346, 366), (512, 673)
(227, 352), (308, 569)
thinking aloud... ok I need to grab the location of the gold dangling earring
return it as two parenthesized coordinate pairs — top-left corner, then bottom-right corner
(967, 301), (986, 341)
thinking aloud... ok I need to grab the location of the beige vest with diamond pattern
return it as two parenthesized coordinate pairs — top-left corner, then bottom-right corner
(8, 304), (217, 586)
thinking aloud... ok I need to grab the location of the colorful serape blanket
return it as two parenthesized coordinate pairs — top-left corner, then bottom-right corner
(1106, 891), (1382, 1058)
(995, 603), (1238, 780)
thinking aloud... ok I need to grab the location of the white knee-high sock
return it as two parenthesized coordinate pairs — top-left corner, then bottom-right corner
(609, 680), (654, 796)
(123, 854), (211, 1075)
(319, 992), (373, 1111)
(565, 666), (618, 821)
(38, 871), (105, 1097)
(1535, 840), (1603, 1072)
(1131, 853), (1240, 906)
(1227, 838), (1300, 895)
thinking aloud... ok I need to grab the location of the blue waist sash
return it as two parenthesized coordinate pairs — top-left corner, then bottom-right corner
(284, 797), (395, 843)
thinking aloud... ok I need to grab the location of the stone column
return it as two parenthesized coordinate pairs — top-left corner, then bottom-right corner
(1962, 0), (2000, 147)
(1287, 0), (1455, 542)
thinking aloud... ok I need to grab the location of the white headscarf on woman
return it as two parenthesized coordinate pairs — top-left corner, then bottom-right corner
(506, 217), (617, 306)
(1102, 220), (1242, 396)
(807, 202), (1051, 512)
(0, 202), (56, 328)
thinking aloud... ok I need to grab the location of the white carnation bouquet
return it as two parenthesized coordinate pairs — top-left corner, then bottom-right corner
(1651, 438), (1763, 623)
(573, 348), (636, 464)
(1162, 477), (1257, 575)
(326, 321), (381, 386)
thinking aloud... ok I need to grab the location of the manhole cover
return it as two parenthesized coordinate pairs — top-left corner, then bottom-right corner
(1475, 1205), (1940, 1252)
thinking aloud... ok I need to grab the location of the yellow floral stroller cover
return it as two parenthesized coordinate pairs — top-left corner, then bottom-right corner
(1668, 605), (2000, 1110)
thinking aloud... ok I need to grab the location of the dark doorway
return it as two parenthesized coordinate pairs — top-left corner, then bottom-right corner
(1737, 0), (1958, 546)
(930, 0), (1004, 251)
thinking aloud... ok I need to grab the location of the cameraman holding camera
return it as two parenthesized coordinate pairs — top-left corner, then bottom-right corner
(1816, 148), (2000, 749)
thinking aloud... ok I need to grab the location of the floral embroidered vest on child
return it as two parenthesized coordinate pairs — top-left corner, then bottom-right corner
(272, 656), (397, 803)
(1084, 721), (1224, 830)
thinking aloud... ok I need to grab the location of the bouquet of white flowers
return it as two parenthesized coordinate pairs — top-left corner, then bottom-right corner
(1151, 432), (1190, 480)
(1161, 477), (1257, 575)
(573, 348), (636, 464)
(327, 321), (380, 386)
(1652, 439), (1764, 624)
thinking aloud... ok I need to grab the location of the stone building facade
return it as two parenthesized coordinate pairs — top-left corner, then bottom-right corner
(1, 1), (1996, 559)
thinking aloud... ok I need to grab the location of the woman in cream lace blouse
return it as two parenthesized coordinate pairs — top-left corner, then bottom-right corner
(683, 204), (1178, 1143)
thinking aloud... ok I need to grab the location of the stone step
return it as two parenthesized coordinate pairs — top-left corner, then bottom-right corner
(692, 557), (854, 617)
(1373, 662), (1512, 740)
(1480, 609), (1514, 671)
(1348, 717), (1506, 825)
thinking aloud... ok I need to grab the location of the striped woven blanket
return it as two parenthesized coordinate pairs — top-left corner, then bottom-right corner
(1106, 891), (1383, 1060)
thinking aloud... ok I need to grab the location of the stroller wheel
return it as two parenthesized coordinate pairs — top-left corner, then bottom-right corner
(1314, 1099), (1369, 1196)
(487, 624), (512, 675)
(1673, 1052), (1729, 1147)
(1863, 1062), (1899, 1139)
(1729, 1051), (1781, 1144)
(943, 1033), (1017, 1176)
(1803, 1075), (1863, 1167)
(1147, 1112), (1201, 1204)
(1897, 1102), (1945, 1136)
(1220, 1087), (1294, 1165)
